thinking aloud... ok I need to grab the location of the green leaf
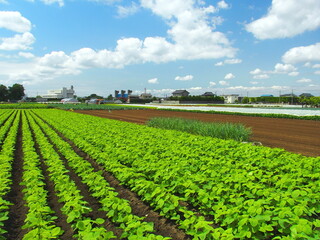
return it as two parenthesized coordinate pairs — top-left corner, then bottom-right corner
(95, 218), (105, 225)
(249, 218), (258, 227)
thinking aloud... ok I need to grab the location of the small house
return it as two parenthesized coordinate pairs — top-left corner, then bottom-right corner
(172, 90), (189, 97)
(299, 93), (314, 98)
(201, 92), (215, 97)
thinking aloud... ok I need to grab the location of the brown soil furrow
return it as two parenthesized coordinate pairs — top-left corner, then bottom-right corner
(75, 109), (320, 157)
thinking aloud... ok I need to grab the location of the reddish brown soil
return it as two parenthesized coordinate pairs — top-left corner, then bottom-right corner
(75, 109), (320, 157)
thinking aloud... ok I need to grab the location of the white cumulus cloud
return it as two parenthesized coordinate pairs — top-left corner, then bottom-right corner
(253, 74), (269, 79)
(246, 0), (320, 39)
(0, 11), (31, 33)
(0, 32), (35, 50)
(249, 68), (262, 75)
(117, 2), (140, 18)
(217, 0), (229, 9)
(41, 0), (64, 6)
(19, 52), (35, 58)
(224, 73), (235, 79)
(282, 43), (320, 64)
(274, 63), (297, 73)
(219, 80), (229, 86)
(3, 0), (238, 84)
(148, 78), (159, 84)
(175, 75), (194, 81)
(209, 81), (216, 86)
(250, 81), (259, 85)
(296, 78), (312, 83)
(288, 72), (299, 76)
(215, 58), (242, 66)
(140, 0), (236, 60)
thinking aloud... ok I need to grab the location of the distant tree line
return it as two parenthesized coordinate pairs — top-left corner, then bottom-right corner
(0, 84), (25, 102)
(241, 96), (320, 107)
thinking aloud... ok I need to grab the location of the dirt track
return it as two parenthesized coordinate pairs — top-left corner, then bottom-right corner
(75, 109), (320, 157)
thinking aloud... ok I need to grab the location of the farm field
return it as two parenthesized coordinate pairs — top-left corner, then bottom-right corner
(75, 109), (320, 157)
(1, 109), (320, 239)
(135, 104), (320, 116)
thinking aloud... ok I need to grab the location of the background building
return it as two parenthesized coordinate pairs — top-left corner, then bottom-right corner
(42, 86), (75, 99)
(172, 90), (189, 97)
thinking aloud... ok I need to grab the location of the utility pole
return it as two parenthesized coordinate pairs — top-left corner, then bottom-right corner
(291, 89), (294, 105)
(279, 90), (281, 104)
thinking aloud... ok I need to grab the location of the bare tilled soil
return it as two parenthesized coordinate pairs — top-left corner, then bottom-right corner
(75, 109), (320, 157)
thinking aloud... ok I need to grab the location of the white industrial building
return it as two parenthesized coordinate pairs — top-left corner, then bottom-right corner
(42, 86), (75, 99)
(222, 94), (239, 104)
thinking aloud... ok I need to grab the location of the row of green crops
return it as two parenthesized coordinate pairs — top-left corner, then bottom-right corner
(0, 110), (19, 236)
(0, 104), (49, 109)
(147, 117), (252, 142)
(24, 111), (114, 239)
(20, 111), (63, 239)
(0, 103), (147, 110)
(47, 104), (150, 110)
(32, 109), (320, 239)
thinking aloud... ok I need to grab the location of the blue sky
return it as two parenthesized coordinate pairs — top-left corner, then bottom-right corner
(0, 0), (319, 98)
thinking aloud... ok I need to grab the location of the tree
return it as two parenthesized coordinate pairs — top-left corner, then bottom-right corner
(8, 84), (25, 101)
(242, 96), (249, 104)
(84, 93), (104, 100)
(0, 84), (8, 101)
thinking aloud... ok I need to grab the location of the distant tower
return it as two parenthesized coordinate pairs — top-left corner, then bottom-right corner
(128, 90), (132, 96)
(121, 90), (126, 97)
(115, 90), (119, 98)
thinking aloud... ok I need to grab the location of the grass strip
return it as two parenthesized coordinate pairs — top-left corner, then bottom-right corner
(147, 117), (252, 142)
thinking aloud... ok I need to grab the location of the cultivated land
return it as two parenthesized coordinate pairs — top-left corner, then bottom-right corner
(75, 109), (320, 157)
(1, 109), (319, 239)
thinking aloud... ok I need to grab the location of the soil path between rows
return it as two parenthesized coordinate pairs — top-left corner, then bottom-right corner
(75, 109), (320, 157)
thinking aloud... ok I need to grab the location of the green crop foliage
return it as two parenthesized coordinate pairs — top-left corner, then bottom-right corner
(0, 110), (20, 237)
(0, 103), (48, 109)
(147, 117), (252, 141)
(47, 103), (149, 110)
(31, 109), (320, 239)
(1, 109), (319, 239)
(20, 111), (63, 239)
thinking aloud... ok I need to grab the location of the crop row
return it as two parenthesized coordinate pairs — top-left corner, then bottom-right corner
(20, 111), (63, 239)
(0, 110), (20, 237)
(26, 111), (125, 239)
(34, 109), (320, 239)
